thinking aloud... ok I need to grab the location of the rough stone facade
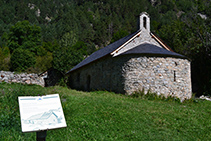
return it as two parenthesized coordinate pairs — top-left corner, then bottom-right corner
(68, 55), (192, 101)
(0, 71), (45, 87)
(122, 55), (192, 101)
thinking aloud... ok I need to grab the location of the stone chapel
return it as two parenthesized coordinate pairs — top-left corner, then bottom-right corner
(66, 12), (192, 101)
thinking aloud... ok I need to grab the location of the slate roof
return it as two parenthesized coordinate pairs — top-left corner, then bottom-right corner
(121, 43), (187, 58)
(66, 30), (187, 74)
(66, 30), (141, 73)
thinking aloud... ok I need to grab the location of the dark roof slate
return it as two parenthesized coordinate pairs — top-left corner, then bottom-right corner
(66, 31), (188, 74)
(121, 43), (187, 58)
(66, 30), (141, 73)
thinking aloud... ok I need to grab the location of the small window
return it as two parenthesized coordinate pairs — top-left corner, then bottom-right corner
(143, 17), (147, 29)
(174, 71), (176, 82)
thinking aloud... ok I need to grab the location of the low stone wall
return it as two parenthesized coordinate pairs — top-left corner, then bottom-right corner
(0, 71), (45, 87)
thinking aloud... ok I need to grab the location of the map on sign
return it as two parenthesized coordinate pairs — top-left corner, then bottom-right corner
(18, 94), (67, 132)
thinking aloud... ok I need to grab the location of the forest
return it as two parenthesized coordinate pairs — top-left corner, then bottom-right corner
(0, 0), (210, 96)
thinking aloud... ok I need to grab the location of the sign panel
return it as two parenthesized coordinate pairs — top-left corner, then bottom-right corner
(18, 94), (67, 132)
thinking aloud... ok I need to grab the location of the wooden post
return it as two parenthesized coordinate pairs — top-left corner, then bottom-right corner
(36, 130), (47, 141)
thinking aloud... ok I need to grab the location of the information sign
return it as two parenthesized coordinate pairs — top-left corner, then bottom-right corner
(18, 94), (67, 132)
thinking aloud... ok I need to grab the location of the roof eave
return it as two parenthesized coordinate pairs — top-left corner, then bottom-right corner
(150, 32), (174, 52)
(65, 54), (111, 75)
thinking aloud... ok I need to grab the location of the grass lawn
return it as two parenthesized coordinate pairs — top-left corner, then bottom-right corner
(0, 82), (211, 140)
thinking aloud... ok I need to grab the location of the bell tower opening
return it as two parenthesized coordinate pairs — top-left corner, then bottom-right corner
(139, 12), (150, 32)
(143, 17), (147, 29)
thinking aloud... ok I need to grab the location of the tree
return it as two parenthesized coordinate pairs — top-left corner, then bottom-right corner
(111, 30), (129, 43)
(52, 41), (87, 73)
(10, 48), (36, 72)
(6, 20), (41, 53)
(157, 20), (187, 53)
(158, 11), (211, 96)
(181, 12), (211, 96)
(60, 31), (78, 48)
(2, 20), (42, 72)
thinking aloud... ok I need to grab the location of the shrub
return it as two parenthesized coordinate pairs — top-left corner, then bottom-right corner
(130, 89), (182, 103)
(0, 47), (10, 70)
(36, 46), (47, 56)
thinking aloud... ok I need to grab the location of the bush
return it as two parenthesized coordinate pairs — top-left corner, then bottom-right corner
(35, 52), (53, 72)
(36, 46), (47, 56)
(0, 47), (10, 70)
(10, 48), (36, 72)
(130, 89), (181, 103)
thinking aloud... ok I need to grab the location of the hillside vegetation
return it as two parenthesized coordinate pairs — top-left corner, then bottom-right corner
(0, 0), (210, 95)
(0, 83), (211, 140)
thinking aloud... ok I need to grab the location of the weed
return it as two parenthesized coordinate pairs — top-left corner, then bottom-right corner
(130, 89), (199, 103)
(58, 77), (68, 87)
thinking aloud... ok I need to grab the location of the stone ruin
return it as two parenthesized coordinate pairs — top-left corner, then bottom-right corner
(0, 71), (45, 87)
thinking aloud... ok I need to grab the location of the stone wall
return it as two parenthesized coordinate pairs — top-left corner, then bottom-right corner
(68, 55), (125, 93)
(67, 55), (192, 101)
(122, 55), (192, 101)
(0, 71), (45, 87)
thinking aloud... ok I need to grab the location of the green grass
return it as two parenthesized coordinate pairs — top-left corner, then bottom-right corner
(0, 82), (211, 140)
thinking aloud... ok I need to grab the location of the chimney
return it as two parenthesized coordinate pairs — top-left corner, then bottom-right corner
(138, 12), (150, 32)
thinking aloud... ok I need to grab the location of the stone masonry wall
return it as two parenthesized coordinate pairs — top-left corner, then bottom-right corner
(0, 71), (45, 87)
(68, 55), (192, 101)
(68, 55), (125, 93)
(122, 55), (192, 101)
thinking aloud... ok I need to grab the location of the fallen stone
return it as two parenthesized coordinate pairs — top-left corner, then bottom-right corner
(25, 80), (31, 84)
(200, 95), (211, 101)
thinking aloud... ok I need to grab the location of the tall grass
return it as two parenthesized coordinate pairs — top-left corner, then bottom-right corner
(0, 82), (211, 140)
